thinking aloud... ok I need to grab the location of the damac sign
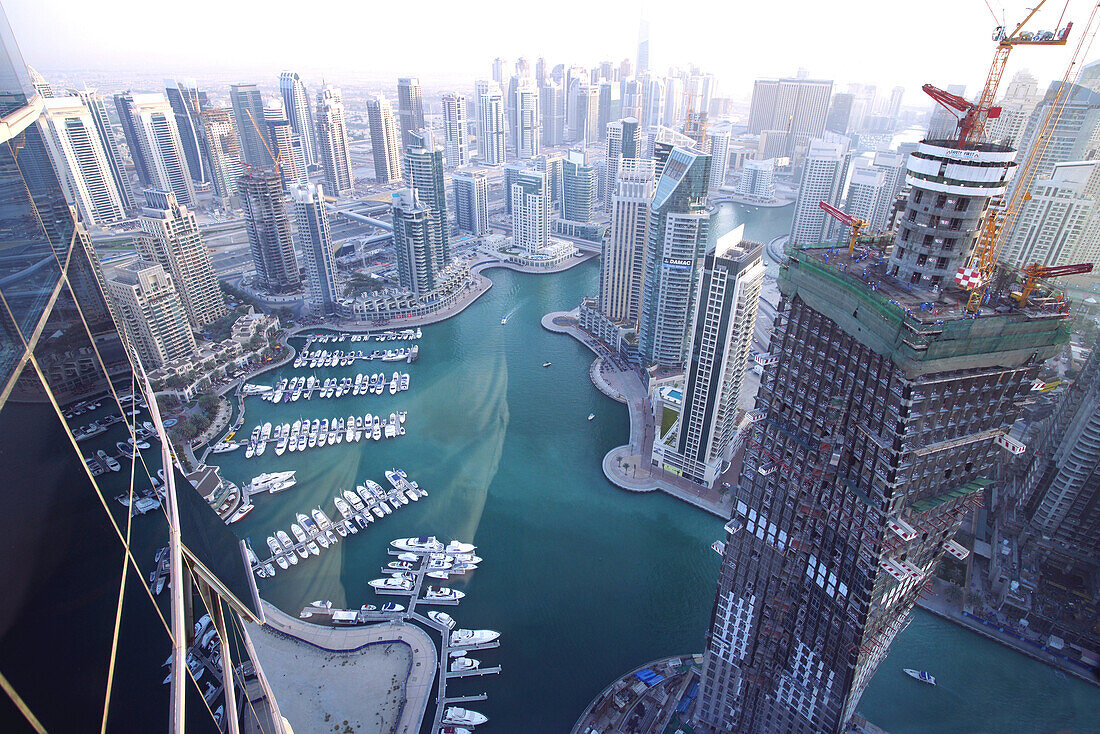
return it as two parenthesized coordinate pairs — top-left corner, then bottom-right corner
(663, 258), (693, 269)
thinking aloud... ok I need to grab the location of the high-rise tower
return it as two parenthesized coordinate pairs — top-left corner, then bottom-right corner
(515, 79), (541, 159)
(280, 71), (318, 166)
(229, 82), (268, 167)
(315, 85), (354, 195)
(366, 94), (403, 183)
(563, 149), (598, 224)
(105, 260), (197, 369)
(397, 77), (425, 149)
(599, 157), (655, 326)
(788, 140), (851, 247)
(604, 117), (641, 205)
(441, 92), (470, 168)
(292, 182), (340, 315)
(164, 78), (209, 184)
(511, 169), (551, 254)
(200, 106), (244, 209)
(114, 92), (197, 208)
(477, 82), (507, 166)
(453, 168), (489, 236)
(74, 89), (136, 211)
(240, 170), (301, 293)
(404, 130), (451, 263)
(391, 187), (442, 298)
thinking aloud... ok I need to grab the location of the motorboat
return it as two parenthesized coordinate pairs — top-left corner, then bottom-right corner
(345, 415), (356, 443)
(450, 657), (479, 673)
(422, 586), (465, 603)
(248, 471), (297, 495)
(450, 629), (500, 647)
(543, 361), (552, 367)
(358, 485), (384, 517)
(388, 560), (416, 571)
(290, 525), (310, 559)
(343, 488), (366, 512)
(445, 540), (476, 555)
(391, 536), (443, 553)
(380, 602), (404, 613)
(904, 669), (936, 685)
(318, 419), (329, 446)
(428, 611), (456, 629)
(397, 552), (419, 563)
(276, 531), (298, 564)
(442, 707), (487, 727)
(267, 537), (288, 570)
(368, 576), (414, 592)
(588, 413), (595, 421)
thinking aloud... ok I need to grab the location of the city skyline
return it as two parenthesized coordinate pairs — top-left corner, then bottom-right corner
(9, 0), (1099, 105)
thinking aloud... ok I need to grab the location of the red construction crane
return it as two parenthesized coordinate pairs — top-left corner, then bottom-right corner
(1014, 262), (1094, 304)
(818, 201), (867, 256)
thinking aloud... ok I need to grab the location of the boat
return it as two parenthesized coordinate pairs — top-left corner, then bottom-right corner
(380, 602), (404, 613)
(346, 415), (356, 443)
(248, 471), (297, 495)
(422, 586), (465, 603)
(442, 707), (488, 727)
(500, 316), (507, 325)
(318, 419), (329, 445)
(388, 560), (416, 571)
(543, 362), (552, 367)
(267, 537), (288, 570)
(392, 536), (443, 553)
(97, 449), (121, 472)
(226, 501), (254, 523)
(331, 417), (342, 445)
(274, 427), (288, 455)
(255, 422), (270, 456)
(276, 531), (298, 564)
(397, 552), (419, 563)
(450, 657), (479, 673)
(439, 726), (472, 734)
(450, 629), (499, 648)
(428, 611), (456, 629)
(358, 485), (385, 517)
(368, 576), (414, 592)
(389, 372), (399, 394)
(342, 488), (366, 512)
(903, 669), (936, 685)
(209, 441), (239, 454)
(588, 413), (595, 421)
(445, 540), (476, 555)
(289, 524), (310, 558)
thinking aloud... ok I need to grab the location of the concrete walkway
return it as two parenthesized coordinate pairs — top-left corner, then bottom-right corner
(249, 601), (438, 734)
(542, 310), (735, 519)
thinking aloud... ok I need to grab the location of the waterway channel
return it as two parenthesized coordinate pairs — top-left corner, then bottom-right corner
(210, 201), (1099, 733)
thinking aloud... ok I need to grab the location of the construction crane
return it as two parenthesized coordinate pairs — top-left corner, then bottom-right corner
(1013, 262), (1094, 304)
(244, 108), (281, 176)
(818, 200), (868, 255)
(923, 0), (1071, 148)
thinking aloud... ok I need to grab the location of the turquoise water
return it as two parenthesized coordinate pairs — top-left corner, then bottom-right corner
(210, 202), (1100, 733)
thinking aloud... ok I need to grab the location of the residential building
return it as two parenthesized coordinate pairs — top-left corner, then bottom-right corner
(164, 79), (208, 184)
(200, 106), (243, 209)
(229, 82), (268, 167)
(240, 170), (300, 293)
(397, 77), (425, 149)
(788, 140), (850, 246)
(515, 80), (540, 158)
(604, 117), (641, 205)
(453, 168), (489, 236)
(540, 80), (565, 147)
(826, 92), (854, 134)
(404, 130), (451, 261)
(391, 187), (442, 297)
(536, 153), (564, 210)
(315, 85), (354, 195)
(477, 82), (506, 165)
(292, 182), (339, 315)
(137, 189), (227, 328)
(747, 78), (833, 153)
(366, 94), (403, 183)
(39, 96), (128, 224)
(736, 158), (776, 201)
(641, 76), (665, 130)
(599, 157), (656, 325)
(1002, 161), (1099, 270)
(280, 71), (318, 166)
(638, 145), (713, 368)
(662, 76), (684, 129)
(563, 149), (597, 223)
(707, 128), (731, 191)
(843, 160), (888, 238)
(597, 81), (622, 138)
(105, 260), (196, 369)
(74, 89), (136, 211)
(114, 91), (196, 207)
(27, 64), (53, 98)
(637, 17), (650, 74)
(441, 93), (470, 168)
(265, 102), (308, 189)
(511, 169), (551, 254)
(652, 227), (764, 485)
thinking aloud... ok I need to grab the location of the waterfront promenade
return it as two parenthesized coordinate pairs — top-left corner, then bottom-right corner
(247, 601), (437, 734)
(542, 309), (735, 519)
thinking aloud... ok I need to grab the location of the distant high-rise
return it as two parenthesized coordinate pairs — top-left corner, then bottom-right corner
(39, 96), (128, 225)
(441, 93), (470, 168)
(535, 154), (564, 210)
(240, 170), (300, 293)
(511, 169), (551, 254)
(137, 189), (227, 328)
(661, 77), (684, 129)
(265, 101), (308, 190)
(391, 188), (446, 297)
(1002, 161), (1099, 270)
(397, 77), (425, 149)
(604, 117), (641, 205)
(638, 145), (713, 368)
(74, 89), (136, 211)
(229, 83), (268, 167)
(453, 168), (489, 236)
(621, 78), (643, 120)
(503, 160), (530, 215)
(597, 81), (622, 139)
(164, 79), (209, 184)
(515, 80), (541, 159)
(366, 94), (403, 183)
(1012, 82), (1100, 194)
(788, 139), (850, 246)
(539, 80), (565, 147)
(280, 71), (318, 166)
(826, 92), (854, 134)
(114, 92), (197, 208)
(652, 227), (764, 485)
(641, 77), (665, 129)
(563, 149), (597, 223)
(737, 158), (776, 200)
(315, 85), (354, 195)
(887, 85), (905, 121)
(200, 106), (244, 208)
(27, 64), (53, 98)
(404, 130), (451, 261)
(636, 17), (650, 74)
(477, 82), (507, 166)
(568, 84), (599, 142)
(105, 260), (196, 369)
(292, 182), (340, 315)
(599, 157), (655, 325)
(842, 160), (888, 239)
(747, 77), (832, 153)
(707, 128), (731, 191)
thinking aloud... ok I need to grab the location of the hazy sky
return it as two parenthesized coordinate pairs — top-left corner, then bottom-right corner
(7, 0), (1098, 103)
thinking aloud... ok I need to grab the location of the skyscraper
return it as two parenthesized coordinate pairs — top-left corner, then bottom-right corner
(137, 189), (226, 329)
(105, 260), (197, 369)
(441, 93), (470, 168)
(397, 77), (425, 149)
(563, 149), (598, 224)
(747, 78), (833, 153)
(695, 210), (1067, 734)
(1002, 160), (1098, 270)
(511, 169), (551, 254)
(292, 182), (340, 315)
(535, 153), (564, 210)
(788, 140), (850, 246)
(927, 84), (967, 139)
(229, 82), (268, 167)
(164, 78), (209, 184)
(477, 82), (506, 166)
(599, 157), (655, 325)
(651, 226), (764, 485)
(604, 117), (641, 205)
(569, 84), (599, 142)
(240, 170), (300, 293)
(638, 145), (713, 368)
(707, 128), (731, 191)
(391, 188), (441, 298)
(453, 168), (489, 236)
(280, 71), (318, 167)
(737, 158), (776, 201)
(265, 101), (308, 190)
(842, 160), (888, 237)
(597, 81), (622, 138)
(315, 85), (354, 195)
(366, 94), (403, 183)
(637, 17), (650, 74)
(826, 92), (854, 135)
(200, 106), (244, 209)
(74, 89), (137, 211)
(39, 96), (128, 225)
(641, 76), (666, 130)
(540, 79), (565, 147)
(404, 131), (451, 262)
(514, 80), (541, 159)
(114, 92), (197, 208)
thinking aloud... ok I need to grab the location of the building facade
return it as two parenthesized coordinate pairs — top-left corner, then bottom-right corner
(441, 93), (470, 168)
(105, 260), (197, 369)
(280, 71), (318, 166)
(240, 170), (300, 292)
(115, 92), (197, 207)
(563, 149), (598, 224)
(477, 82), (507, 166)
(229, 82), (268, 167)
(453, 168), (489, 236)
(315, 85), (354, 195)
(164, 79), (209, 185)
(200, 106), (243, 209)
(391, 187), (441, 298)
(397, 77), (425, 149)
(788, 140), (850, 247)
(366, 94), (403, 183)
(600, 158), (656, 325)
(511, 169), (551, 254)
(292, 182), (339, 315)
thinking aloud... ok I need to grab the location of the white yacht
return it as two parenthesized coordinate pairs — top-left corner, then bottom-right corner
(368, 576), (414, 592)
(904, 669), (936, 685)
(450, 657), (479, 673)
(248, 471), (297, 495)
(422, 586), (465, 603)
(450, 629), (500, 647)
(392, 536), (442, 553)
(276, 531), (299, 564)
(345, 415), (356, 443)
(428, 611), (456, 629)
(318, 419), (329, 445)
(442, 708), (488, 727)
(343, 488), (365, 512)
(445, 540), (476, 555)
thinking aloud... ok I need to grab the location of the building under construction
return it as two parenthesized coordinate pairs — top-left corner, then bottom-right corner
(693, 208), (1071, 731)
